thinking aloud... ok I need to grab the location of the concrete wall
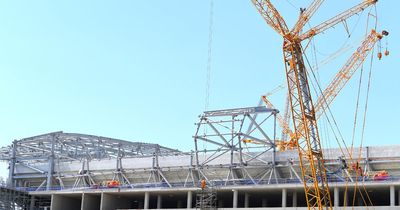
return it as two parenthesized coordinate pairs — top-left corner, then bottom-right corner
(100, 193), (140, 210)
(42, 184), (400, 210)
(51, 194), (81, 210)
(82, 194), (101, 210)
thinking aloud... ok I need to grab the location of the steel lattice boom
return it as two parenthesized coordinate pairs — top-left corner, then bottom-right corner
(251, 0), (379, 209)
(269, 29), (387, 151)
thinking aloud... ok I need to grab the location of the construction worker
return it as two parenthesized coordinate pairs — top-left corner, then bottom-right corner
(200, 179), (206, 190)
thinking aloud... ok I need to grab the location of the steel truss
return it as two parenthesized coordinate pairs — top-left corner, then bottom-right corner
(0, 123), (380, 193)
(0, 131), (183, 190)
(193, 106), (282, 185)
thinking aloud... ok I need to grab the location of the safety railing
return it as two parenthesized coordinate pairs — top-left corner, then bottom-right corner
(13, 175), (400, 192)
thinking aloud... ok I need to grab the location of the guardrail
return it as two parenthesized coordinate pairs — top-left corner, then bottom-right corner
(11, 176), (400, 192)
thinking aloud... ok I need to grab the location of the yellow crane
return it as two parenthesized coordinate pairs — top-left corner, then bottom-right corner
(251, 0), (379, 209)
(265, 29), (388, 151)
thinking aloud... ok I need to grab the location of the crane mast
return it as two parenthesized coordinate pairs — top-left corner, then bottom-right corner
(284, 40), (331, 209)
(251, 0), (379, 209)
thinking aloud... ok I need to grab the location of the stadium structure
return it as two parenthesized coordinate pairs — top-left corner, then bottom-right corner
(0, 0), (394, 209)
(0, 106), (400, 210)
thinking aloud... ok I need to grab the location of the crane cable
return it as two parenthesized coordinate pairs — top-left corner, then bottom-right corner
(302, 47), (350, 158)
(301, 3), (378, 208)
(349, 54), (366, 208)
(204, 0), (214, 112)
(357, 34), (377, 208)
(284, 0), (297, 9)
(303, 36), (373, 208)
(309, 33), (334, 158)
(348, 46), (376, 208)
(202, 0), (214, 155)
(358, 7), (379, 207)
(349, 60), (364, 159)
(359, 53), (375, 206)
(347, 7), (378, 208)
(303, 14), (363, 159)
(313, 9), (363, 57)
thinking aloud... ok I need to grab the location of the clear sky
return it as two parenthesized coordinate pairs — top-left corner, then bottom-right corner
(0, 1), (398, 179)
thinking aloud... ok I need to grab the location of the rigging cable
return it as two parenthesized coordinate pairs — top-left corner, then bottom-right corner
(349, 56), (364, 159)
(348, 7), (378, 207)
(358, 7), (379, 207)
(302, 47), (350, 157)
(358, 36), (376, 208)
(202, 0), (215, 156)
(314, 7), (364, 57)
(204, 0), (214, 111)
(284, 0), (297, 9)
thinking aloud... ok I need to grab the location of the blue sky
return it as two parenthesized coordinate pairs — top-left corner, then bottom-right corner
(0, 1), (398, 178)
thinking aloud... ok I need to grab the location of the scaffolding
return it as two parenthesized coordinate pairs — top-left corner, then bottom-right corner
(196, 188), (217, 210)
(0, 186), (32, 210)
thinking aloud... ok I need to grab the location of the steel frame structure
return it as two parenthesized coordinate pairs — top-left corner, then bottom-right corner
(193, 106), (282, 185)
(0, 131), (182, 190)
(0, 130), (398, 210)
(0, 113), (382, 194)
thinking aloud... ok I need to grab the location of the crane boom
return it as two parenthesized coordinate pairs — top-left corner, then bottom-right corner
(314, 29), (385, 117)
(251, 0), (289, 36)
(299, 0), (377, 41)
(291, 0), (325, 35)
(278, 29), (386, 151)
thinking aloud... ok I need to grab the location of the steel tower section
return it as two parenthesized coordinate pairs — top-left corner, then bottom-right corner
(193, 106), (280, 185)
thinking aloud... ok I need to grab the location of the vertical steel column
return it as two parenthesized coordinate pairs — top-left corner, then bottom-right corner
(238, 117), (244, 165)
(272, 112), (277, 166)
(232, 189), (238, 208)
(157, 195), (162, 209)
(194, 121), (202, 167)
(390, 185), (395, 206)
(365, 146), (371, 176)
(187, 191), (192, 209)
(144, 192), (150, 209)
(244, 192), (249, 208)
(7, 140), (17, 187)
(30, 196), (36, 210)
(292, 191), (297, 207)
(230, 116), (235, 167)
(46, 134), (55, 190)
(334, 187), (339, 207)
(272, 112), (278, 183)
(282, 188), (287, 207)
